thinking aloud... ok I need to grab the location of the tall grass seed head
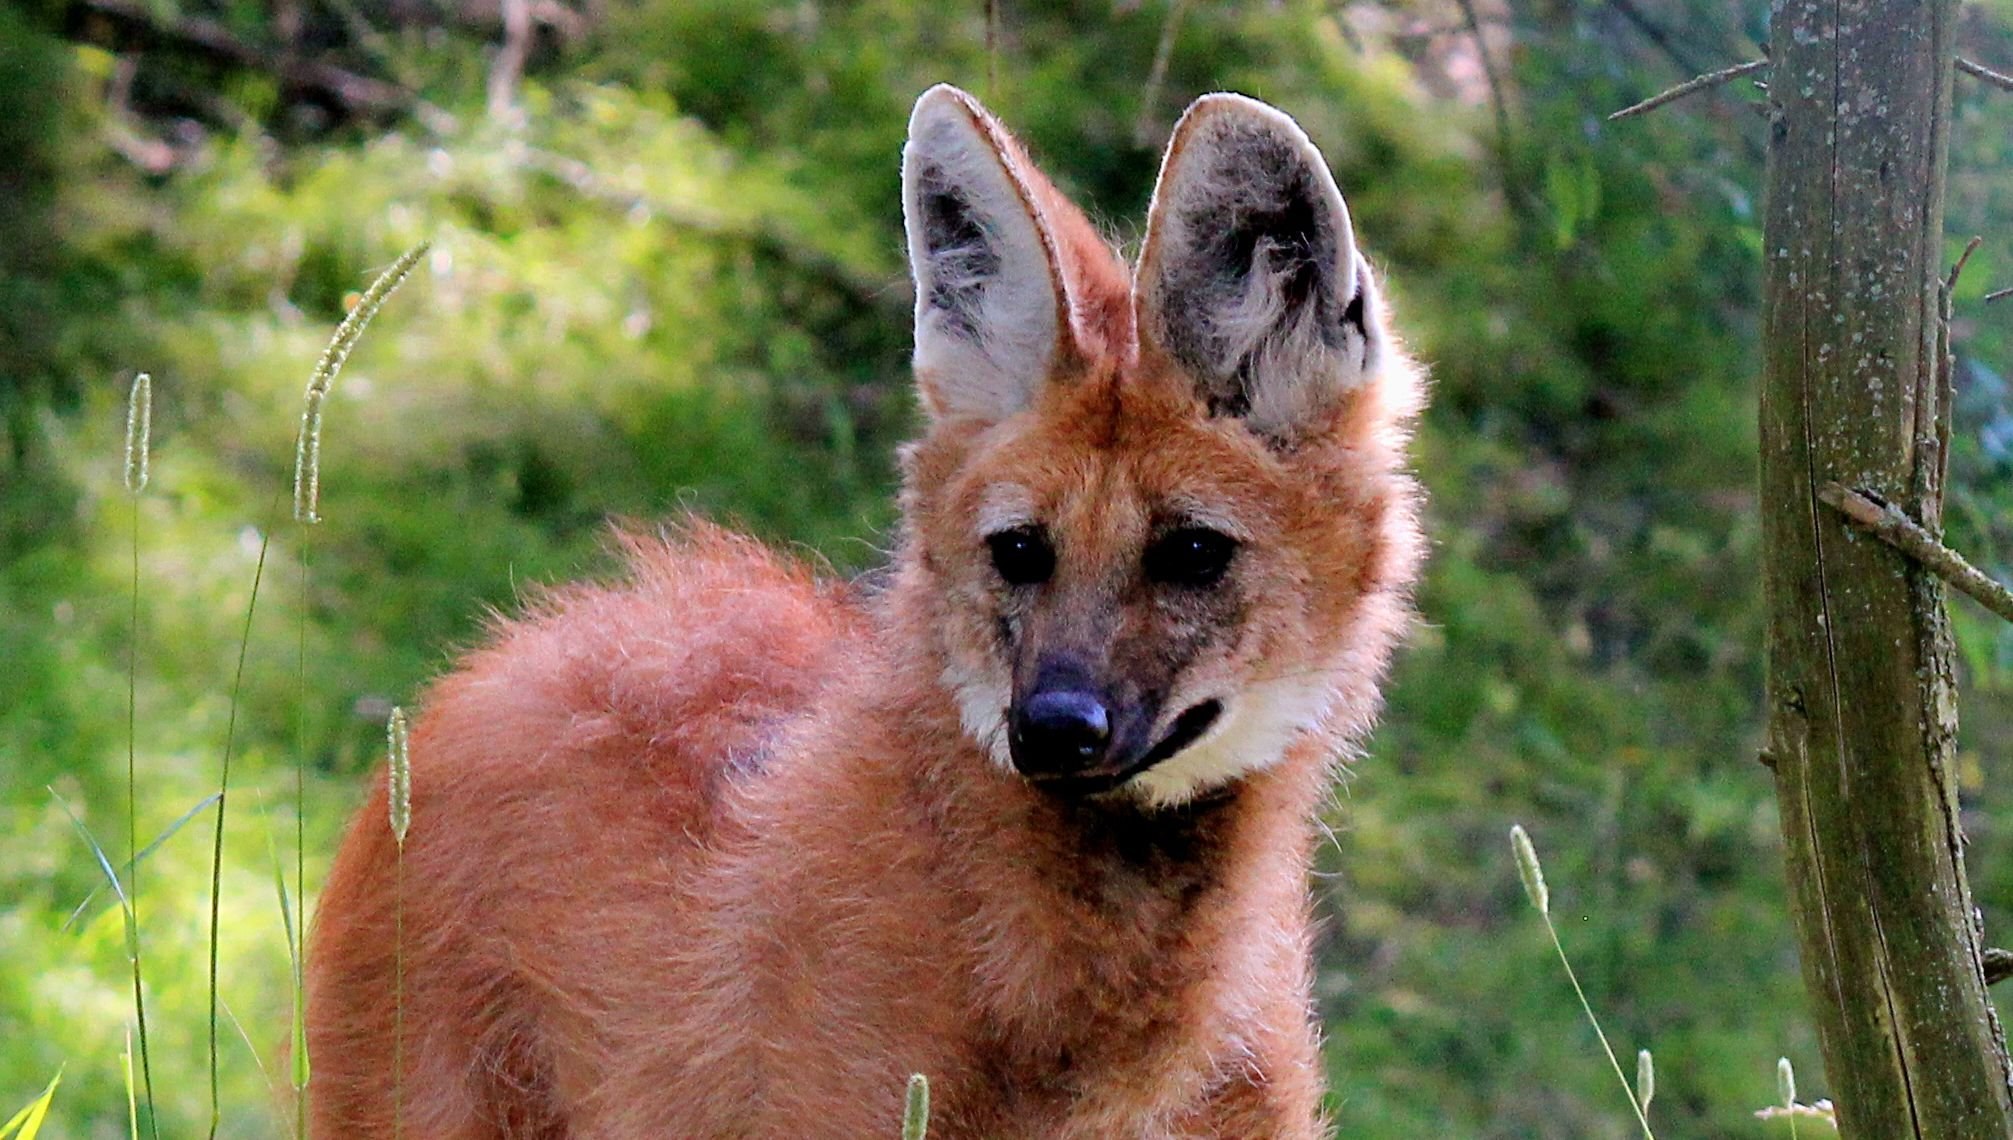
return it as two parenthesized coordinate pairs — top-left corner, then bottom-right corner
(1510, 823), (1549, 915)
(388, 706), (412, 844)
(292, 240), (430, 525)
(124, 372), (151, 494)
(293, 389), (325, 525)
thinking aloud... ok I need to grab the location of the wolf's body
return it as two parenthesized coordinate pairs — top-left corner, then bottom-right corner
(307, 86), (1424, 1138)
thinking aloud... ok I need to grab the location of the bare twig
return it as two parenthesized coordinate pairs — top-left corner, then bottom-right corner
(103, 54), (178, 174)
(1818, 483), (2013, 625)
(78, 0), (412, 116)
(1958, 57), (2013, 93)
(1926, 238), (1981, 511)
(487, 0), (532, 121)
(1131, 0), (1191, 147)
(1453, 0), (1514, 156)
(1987, 287), (2012, 305)
(1948, 235), (1984, 293)
(1609, 58), (1768, 121)
(985, 0), (1000, 103)
(1986, 948), (2013, 986)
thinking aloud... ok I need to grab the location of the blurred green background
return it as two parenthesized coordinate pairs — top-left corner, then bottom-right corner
(4, 0), (2013, 1135)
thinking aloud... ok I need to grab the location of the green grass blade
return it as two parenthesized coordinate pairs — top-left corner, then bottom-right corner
(123, 1030), (139, 1140)
(0, 1068), (62, 1140)
(65, 793), (222, 931)
(219, 994), (275, 1086)
(210, 515), (275, 1140)
(265, 808), (310, 1095)
(1545, 915), (1656, 1139)
(53, 792), (137, 961)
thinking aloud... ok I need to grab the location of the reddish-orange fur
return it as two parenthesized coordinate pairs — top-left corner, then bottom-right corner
(308, 90), (1423, 1138)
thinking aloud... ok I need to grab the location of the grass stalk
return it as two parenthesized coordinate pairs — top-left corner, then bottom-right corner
(292, 531), (311, 1140)
(208, 522), (272, 1140)
(1510, 824), (1656, 1140)
(121, 372), (160, 1140)
(55, 790), (154, 1140)
(199, 244), (430, 1140)
(388, 707), (411, 1140)
(122, 1030), (138, 1140)
(261, 802), (309, 1137)
(1780, 1056), (1799, 1139)
(276, 242), (426, 1136)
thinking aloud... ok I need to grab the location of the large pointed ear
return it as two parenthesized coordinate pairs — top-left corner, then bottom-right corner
(903, 84), (1073, 424)
(1135, 93), (1384, 443)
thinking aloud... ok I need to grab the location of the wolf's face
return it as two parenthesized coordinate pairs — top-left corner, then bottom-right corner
(897, 87), (1422, 808)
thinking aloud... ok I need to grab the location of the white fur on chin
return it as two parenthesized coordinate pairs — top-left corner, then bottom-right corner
(1124, 674), (1335, 808)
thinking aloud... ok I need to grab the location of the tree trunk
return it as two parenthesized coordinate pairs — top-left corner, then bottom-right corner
(1761, 0), (2013, 1134)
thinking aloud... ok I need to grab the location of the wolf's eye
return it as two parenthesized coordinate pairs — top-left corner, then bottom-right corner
(987, 526), (1055, 587)
(1144, 527), (1238, 589)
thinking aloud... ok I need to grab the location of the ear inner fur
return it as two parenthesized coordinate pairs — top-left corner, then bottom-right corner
(1135, 93), (1383, 444)
(905, 85), (1135, 423)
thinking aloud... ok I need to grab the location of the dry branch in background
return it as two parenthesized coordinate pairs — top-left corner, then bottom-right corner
(76, 0), (412, 116)
(1987, 949), (2013, 987)
(1957, 56), (2013, 92)
(1608, 58), (1768, 121)
(486, 0), (532, 121)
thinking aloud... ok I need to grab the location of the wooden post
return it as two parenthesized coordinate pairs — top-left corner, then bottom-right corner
(1761, 0), (2013, 1133)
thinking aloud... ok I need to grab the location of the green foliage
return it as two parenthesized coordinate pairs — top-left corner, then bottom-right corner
(3, 2), (2012, 1137)
(0, 1070), (62, 1140)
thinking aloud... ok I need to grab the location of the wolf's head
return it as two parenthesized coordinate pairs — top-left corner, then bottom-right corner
(897, 85), (1423, 808)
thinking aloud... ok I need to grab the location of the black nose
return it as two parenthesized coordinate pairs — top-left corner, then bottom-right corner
(1010, 689), (1111, 777)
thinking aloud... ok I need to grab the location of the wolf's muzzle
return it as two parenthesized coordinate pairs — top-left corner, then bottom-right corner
(1014, 696), (1224, 797)
(1009, 688), (1113, 778)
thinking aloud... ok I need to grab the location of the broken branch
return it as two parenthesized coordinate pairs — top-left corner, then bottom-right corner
(1987, 948), (2013, 986)
(1958, 57), (2013, 93)
(1948, 236), (1984, 293)
(1818, 483), (2013, 625)
(1609, 58), (1768, 122)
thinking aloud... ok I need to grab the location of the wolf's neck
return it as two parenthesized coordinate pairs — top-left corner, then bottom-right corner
(889, 664), (1325, 1062)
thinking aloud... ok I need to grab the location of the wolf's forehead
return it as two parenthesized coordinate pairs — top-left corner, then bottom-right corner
(973, 456), (1249, 543)
(975, 466), (1147, 531)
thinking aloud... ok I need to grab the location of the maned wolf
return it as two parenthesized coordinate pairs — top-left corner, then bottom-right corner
(306, 84), (1424, 1138)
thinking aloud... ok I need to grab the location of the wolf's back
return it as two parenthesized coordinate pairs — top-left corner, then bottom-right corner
(303, 522), (863, 1136)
